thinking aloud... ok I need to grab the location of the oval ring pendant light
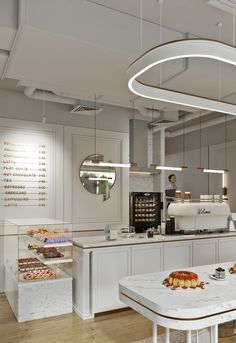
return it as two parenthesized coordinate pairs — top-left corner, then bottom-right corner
(127, 39), (236, 115)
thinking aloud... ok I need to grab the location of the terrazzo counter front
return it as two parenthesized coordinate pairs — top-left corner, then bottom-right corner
(72, 232), (236, 320)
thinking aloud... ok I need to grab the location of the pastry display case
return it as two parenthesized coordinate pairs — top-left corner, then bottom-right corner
(3, 219), (73, 322)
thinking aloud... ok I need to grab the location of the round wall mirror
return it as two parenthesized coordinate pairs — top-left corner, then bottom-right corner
(79, 154), (116, 199)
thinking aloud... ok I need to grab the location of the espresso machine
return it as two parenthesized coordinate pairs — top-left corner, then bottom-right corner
(168, 201), (231, 234)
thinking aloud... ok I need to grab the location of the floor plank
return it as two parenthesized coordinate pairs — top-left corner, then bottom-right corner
(0, 295), (234, 342)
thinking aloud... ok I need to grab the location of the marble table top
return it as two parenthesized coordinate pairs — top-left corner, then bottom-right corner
(72, 232), (236, 249)
(119, 262), (236, 320)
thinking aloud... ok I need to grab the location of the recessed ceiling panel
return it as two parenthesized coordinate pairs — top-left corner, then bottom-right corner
(4, 26), (193, 111)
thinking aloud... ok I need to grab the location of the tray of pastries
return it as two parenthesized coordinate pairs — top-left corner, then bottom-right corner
(33, 232), (70, 244)
(18, 258), (48, 272)
(36, 247), (64, 259)
(18, 263), (48, 273)
(22, 268), (57, 281)
(18, 258), (40, 265)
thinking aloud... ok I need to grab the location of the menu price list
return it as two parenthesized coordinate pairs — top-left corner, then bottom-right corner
(0, 141), (48, 208)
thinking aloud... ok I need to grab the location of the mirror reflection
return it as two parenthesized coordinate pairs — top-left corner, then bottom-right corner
(80, 154), (116, 200)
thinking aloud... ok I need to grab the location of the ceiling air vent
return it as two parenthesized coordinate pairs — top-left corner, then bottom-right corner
(148, 110), (179, 127)
(138, 107), (179, 125)
(71, 100), (103, 115)
(208, 0), (236, 14)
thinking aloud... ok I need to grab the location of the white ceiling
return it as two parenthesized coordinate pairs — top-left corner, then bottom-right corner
(1, 0), (236, 117)
(88, 0), (236, 42)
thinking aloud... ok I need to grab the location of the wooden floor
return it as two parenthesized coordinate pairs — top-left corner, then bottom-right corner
(0, 294), (235, 343)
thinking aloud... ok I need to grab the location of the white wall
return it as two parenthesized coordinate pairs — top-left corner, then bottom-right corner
(0, 0), (17, 29)
(166, 119), (236, 211)
(166, 147), (209, 199)
(64, 126), (129, 228)
(0, 88), (130, 132)
(0, 89), (136, 292)
(166, 118), (236, 155)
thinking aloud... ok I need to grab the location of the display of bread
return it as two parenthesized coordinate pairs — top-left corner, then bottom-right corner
(163, 270), (205, 290)
(27, 228), (48, 236)
(18, 258), (40, 265)
(19, 263), (48, 273)
(36, 247), (64, 258)
(229, 264), (236, 274)
(18, 258), (48, 272)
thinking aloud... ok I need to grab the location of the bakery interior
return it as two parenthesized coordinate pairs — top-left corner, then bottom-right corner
(2, 0), (236, 342)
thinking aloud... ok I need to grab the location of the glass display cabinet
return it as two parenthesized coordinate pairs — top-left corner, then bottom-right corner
(3, 219), (73, 322)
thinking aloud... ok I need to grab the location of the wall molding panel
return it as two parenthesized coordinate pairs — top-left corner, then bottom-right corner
(64, 126), (129, 229)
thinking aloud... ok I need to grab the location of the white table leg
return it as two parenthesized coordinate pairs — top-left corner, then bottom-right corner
(212, 325), (218, 343)
(187, 330), (192, 343)
(195, 330), (199, 343)
(152, 322), (157, 343)
(210, 326), (213, 343)
(165, 328), (170, 343)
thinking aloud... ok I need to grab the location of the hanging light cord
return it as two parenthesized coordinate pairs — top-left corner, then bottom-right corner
(132, 100), (135, 165)
(233, 5), (236, 46)
(158, 0), (163, 88)
(94, 94), (97, 157)
(199, 112), (202, 168)
(140, 0), (143, 52)
(217, 22), (222, 102)
(225, 114), (227, 170)
(151, 105), (154, 128)
(42, 90), (46, 124)
(182, 114), (186, 166)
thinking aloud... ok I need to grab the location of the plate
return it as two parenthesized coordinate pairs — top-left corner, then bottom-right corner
(210, 274), (227, 281)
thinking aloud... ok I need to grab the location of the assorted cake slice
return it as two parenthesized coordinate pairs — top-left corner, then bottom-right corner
(229, 264), (236, 274)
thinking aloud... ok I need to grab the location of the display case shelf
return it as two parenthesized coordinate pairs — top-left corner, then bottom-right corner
(29, 250), (73, 265)
(26, 235), (73, 248)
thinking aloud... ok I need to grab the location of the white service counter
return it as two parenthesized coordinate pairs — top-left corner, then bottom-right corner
(72, 232), (236, 319)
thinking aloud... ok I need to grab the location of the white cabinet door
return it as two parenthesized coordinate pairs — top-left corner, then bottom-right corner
(164, 241), (192, 270)
(132, 244), (163, 275)
(92, 247), (131, 313)
(219, 237), (236, 263)
(192, 239), (218, 267)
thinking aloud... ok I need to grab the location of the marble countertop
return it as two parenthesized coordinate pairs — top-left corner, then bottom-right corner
(72, 231), (236, 249)
(119, 262), (236, 320)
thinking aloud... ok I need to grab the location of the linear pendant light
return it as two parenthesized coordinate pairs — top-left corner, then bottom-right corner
(127, 39), (236, 115)
(84, 161), (130, 168)
(203, 169), (224, 174)
(155, 166), (183, 171)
